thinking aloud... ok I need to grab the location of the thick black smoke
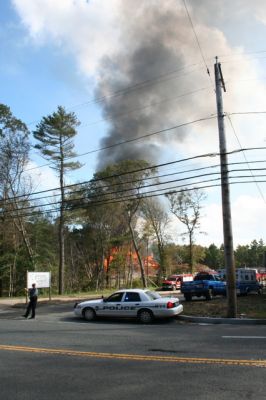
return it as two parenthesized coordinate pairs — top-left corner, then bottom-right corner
(94, 1), (220, 170)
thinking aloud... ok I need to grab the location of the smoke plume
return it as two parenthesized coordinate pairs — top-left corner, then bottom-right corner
(95, 0), (222, 170)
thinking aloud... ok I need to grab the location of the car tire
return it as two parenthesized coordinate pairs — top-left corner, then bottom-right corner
(184, 294), (192, 301)
(138, 309), (154, 324)
(83, 307), (96, 321)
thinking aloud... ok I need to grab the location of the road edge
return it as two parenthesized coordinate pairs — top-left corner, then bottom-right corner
(178, 315), (266, 325)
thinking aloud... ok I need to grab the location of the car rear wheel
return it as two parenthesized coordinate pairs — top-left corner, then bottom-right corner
(138, 309), (154, 324)
(83, 307), (96, 321)
(184, 294), (192, 301)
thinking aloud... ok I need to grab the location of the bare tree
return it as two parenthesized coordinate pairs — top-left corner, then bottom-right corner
(0, 104), (32, 294)
(167, 189), (206, 273)
(141, 198), (170, 284)
(88, 160), (155, 288)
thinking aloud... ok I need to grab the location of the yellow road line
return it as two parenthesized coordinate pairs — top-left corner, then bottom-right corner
(0, 344), (265, 367)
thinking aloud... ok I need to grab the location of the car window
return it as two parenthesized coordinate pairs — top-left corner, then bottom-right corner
(106, 292), (124, 302)
(145, 291), (161, 300)
(195, 274), (211, 280)
(124, 292), (141, 302)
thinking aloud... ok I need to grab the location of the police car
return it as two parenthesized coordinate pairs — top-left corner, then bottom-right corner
(74, 289), (183, 323)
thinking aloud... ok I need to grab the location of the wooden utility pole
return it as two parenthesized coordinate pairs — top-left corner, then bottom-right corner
(214, 57), (237, 318)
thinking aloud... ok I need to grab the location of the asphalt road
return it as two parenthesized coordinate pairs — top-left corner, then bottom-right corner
(0, 301), (266, 400)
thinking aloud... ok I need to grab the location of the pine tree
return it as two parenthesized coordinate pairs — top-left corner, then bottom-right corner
(33, 106), (81, 294)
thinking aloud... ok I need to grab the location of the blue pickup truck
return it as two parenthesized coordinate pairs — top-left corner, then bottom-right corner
(181, 272), (226, 301)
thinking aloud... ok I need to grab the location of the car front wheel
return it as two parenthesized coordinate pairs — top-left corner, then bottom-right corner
(138, 309), (154, 324)
(83, 307), (96, 321)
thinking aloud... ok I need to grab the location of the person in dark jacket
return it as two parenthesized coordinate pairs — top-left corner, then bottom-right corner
(23, 283), (38, 319)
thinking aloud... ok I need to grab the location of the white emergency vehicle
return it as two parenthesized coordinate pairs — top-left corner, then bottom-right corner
(218, 268), (262, 295)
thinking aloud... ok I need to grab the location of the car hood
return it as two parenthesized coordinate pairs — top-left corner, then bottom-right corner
(78, 299), (104, 306)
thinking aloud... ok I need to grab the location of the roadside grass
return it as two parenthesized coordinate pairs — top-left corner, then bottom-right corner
(181, 293), (266, 319)
(5, 288), (266, 319)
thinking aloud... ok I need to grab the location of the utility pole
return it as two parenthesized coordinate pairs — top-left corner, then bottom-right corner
(214, 57), (237, 318)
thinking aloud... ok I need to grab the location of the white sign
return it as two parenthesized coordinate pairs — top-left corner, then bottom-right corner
(27, 272), (51, 288)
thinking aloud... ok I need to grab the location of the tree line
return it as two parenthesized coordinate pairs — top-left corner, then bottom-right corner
(0, 103), (265, 296)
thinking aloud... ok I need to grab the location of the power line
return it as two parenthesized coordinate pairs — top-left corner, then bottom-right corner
(27, 86), (214, 169)
(24, 114), (218, 172)
(25, 49), (266, 128)
(226, 113), (266, 204)
(6, 158), (266, 207)
(80, 85), (213, 129)
(26, 109), (266, 174)
(2, 171), (225, 213)
(8, 149), (223, 201)
(2, 177), (266, 221)
(182, 0), (213, 85)
(26, 62), (206, 127)
(5, 166), (266, 212)
(229, 111), (266, 117)
(3, 165), (266, 216)
(7, 145), (266, 205)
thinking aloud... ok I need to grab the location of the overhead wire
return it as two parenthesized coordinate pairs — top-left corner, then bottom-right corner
(182, 0), (214, 86)
(2, 150), (266, 217)
(13, 158), (265, 204)
(4, 169), (266, 214)
(226, 113), (266, 204)
(26, 110), (266, 173)
(26, 106), (266, 174)
(23, 114), (218, 172)
(80, 85), (213, 129)
(5, 146), (266, 206)
(25, 48), (266, 128)
(3, 164), (266, 210)
(26, 62), (206, 127)
(6, 149), (223, 201)
(2, 177), (266, 221)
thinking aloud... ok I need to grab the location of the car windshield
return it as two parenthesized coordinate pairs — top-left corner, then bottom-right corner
(106, 292), (124, 302)
(167, 277), (176, 281)
(145, 291), (161, 300)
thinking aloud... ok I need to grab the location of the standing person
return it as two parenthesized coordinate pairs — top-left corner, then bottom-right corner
(23, 283), (38, 319)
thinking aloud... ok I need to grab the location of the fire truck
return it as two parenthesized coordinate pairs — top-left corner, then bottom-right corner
(162, 274), (193, 291)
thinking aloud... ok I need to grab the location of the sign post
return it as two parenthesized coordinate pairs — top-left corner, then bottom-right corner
(27, 272), (52, 300)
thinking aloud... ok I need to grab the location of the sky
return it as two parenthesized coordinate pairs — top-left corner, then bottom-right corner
(1, 0), (266, 247)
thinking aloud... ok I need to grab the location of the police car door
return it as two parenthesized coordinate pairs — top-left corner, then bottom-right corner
(122, 292), (142, 317)
(98, 292), (124, 317)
